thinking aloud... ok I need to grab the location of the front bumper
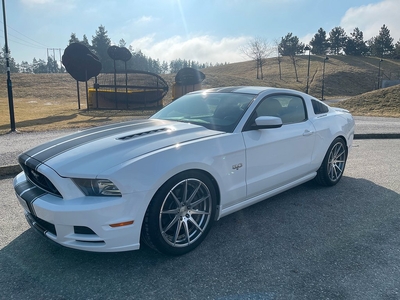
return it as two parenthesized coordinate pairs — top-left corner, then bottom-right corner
(13, 172), (149, 252)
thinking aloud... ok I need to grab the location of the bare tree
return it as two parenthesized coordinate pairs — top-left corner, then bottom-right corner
(278, 33), (304, 82)
(241, 37), (274, 79)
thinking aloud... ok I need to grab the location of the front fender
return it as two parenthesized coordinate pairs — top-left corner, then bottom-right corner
(98, 133), (247, 213)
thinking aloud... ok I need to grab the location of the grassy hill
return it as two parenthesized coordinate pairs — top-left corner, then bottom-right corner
(1, 55), (399, 133)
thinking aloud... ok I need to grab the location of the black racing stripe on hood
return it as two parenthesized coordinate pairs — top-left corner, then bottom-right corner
(23, 119), (166, 163)
(19, 153), (42, 170)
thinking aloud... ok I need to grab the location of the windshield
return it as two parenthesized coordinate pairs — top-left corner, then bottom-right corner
(151, 91), (255, 133)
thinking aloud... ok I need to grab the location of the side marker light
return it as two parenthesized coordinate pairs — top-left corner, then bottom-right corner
(109, 221), (134, 228)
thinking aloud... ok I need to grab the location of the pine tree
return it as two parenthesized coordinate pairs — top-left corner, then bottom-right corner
(329, 27), (347, 55)
(32, 58), (47, 73)
(371, 24), (395, 58)
(344, 27), (368, 56)
(310, 28), (329, 55)
(1, 46), (19, 73)
(46, 56), (60, 73)
(20, 61), (33, 73)
(69, 33), (80, 45)
(91, 25), (112, 72)
(119, 39), (127, 48)
(394, 39), (400, 59)
(81, 35), (91, 50)
(278, 33), (304, 56)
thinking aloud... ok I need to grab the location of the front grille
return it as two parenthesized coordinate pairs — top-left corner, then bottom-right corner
(20, 163), (61, 197)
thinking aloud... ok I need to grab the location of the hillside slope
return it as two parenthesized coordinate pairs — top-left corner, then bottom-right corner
(200, 56), (400, 99)
(339, 84), (400, 117)
(0, 56), (399, 133)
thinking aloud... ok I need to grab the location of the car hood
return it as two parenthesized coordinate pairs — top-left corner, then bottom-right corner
(19, 119), (223, 177)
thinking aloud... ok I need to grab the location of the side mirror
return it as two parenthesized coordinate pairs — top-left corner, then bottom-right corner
(253, 116), (283, 129)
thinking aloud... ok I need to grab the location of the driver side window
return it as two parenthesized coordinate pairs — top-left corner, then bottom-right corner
(256, 97), (282, 118)
(256, 95), (307, 124)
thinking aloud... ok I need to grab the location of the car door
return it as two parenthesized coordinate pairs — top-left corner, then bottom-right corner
(242, 94), (316, 199)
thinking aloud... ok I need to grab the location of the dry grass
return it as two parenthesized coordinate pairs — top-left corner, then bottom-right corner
(339, 84), (400, 117)
(1, 56), (399, 134)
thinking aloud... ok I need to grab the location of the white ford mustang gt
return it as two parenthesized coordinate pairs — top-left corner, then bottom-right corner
(14, 86), (355, 255)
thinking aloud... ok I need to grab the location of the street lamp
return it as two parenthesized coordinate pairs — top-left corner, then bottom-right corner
(321, 56), (329, 100)
(377, 59), (383, 89)
(304, 45), (311, 94)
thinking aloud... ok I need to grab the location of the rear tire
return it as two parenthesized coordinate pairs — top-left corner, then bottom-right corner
(141, 171), (216, 255)
(315, 137), (347, 186)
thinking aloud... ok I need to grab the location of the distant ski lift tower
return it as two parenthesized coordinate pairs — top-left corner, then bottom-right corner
(47, 48), (63, 71)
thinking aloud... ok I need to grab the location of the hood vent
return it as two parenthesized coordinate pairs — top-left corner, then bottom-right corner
(117, 128), (169, 141)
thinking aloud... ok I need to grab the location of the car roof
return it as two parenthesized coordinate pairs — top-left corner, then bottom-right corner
(195, 86), (295, 96)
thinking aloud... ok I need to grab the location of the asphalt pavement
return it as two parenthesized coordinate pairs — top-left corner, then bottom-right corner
(2, 139), (400, 299)
(1, 116), (400, 177)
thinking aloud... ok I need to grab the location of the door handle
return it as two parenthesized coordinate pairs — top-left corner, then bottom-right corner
(303, 130), (314, 136)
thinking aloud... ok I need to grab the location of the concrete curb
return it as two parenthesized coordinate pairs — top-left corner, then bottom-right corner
(0, 165), (22, 178)
(354, 133), (400, 139)
(1, 133), (399, 178)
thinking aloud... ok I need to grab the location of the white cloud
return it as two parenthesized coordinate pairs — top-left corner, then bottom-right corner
(20, 0), (76, 10)
(134, 16), (155, 26)
(20, 0), (55, 4)
(300, 33), (315, 47)
(340, 0), (400, 41)
(130, 35), (250, 63)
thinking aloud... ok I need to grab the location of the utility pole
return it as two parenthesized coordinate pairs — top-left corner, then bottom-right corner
(47, 48), (63, 72)
(2, 0), (16, 132)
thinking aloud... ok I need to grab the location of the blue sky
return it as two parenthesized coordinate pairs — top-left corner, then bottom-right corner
(1, 0), (399, 64)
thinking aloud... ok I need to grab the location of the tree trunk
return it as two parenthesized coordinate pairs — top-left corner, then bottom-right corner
(291, 56), (299, 82)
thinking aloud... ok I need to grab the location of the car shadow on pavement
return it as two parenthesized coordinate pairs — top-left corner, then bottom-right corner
(0, 114), (78, 132)
(2, 177), (400, 300)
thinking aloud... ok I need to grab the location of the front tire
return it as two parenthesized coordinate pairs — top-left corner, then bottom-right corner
(315, 137), (347, 186)
(142, 171), (217, 255)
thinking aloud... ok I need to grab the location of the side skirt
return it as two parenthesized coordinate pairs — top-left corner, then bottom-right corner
(218, 172), (317, 219)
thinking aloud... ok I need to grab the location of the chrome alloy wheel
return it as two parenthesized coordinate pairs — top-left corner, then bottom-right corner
(327, 141), (346, 182)
(159, 178), (212, 247)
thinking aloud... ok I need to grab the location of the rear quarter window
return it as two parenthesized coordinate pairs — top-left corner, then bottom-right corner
(312, 99), (329, 114)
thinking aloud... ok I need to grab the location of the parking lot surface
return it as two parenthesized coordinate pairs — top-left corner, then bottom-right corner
(1, 139), (400, 299)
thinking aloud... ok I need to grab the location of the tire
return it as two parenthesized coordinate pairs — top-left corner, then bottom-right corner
(315, 137), (347, 186)
(141, 171), (217, 255)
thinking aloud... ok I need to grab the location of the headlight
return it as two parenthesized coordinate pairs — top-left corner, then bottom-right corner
(73, 178), (122, 197)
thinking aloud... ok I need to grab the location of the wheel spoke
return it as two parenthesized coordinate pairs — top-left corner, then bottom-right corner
(172, 219), (183, 245)
(182, 219), (191, 245)
(190, 195), (209, 208)
(189, 209), (210, 216)
(162, 214), (180, 233)
(186, 182), (202, 205)
(188, 216), (203, 232)
(182, 180), (188, 202)
(335, 149), (345, 159)
(161, 208), (180, 214)
(170, 191), (181, 207)
(331, 164), (338, 179)
(336, 166), (343, 176)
